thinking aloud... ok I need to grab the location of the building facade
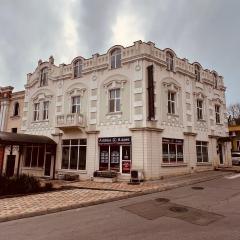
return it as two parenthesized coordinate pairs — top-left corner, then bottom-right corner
(229, 118), (240, 152)
(18, 41), (231, 180)
(0, 87), (25, 175)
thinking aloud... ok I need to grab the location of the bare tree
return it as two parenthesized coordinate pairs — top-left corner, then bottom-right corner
(228, 103), (240, 124)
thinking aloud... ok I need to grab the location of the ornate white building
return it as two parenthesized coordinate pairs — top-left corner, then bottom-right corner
(18, 41), (231, 180)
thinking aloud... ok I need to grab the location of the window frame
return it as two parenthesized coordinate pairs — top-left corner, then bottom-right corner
(110, 49), (121, 69)
(162, 138), (184, 164)
(13, 102), (20, 116)
(33, 102), (40, 121)
(215, 105), (221, 124)
(71, 96), (81, 114)
(61, 139), (87, 171)
(166, 52), (174, 71)
(73, 60), (83, 78)
(24, 145), (45, 168)
(168, 91), (176, 115)
(195, 65), (201, 82)
(40, 67), (48, 87)
(43, 101), (49, 120)
(109, 88), (121, 113)
(196, 141), (209, 163)
(197, 99), (204, 120)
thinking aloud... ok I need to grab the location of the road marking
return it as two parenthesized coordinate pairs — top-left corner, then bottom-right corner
(225, 173), (240, 179)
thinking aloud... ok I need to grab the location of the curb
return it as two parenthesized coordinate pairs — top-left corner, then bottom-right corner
(0, 172), (230, 223)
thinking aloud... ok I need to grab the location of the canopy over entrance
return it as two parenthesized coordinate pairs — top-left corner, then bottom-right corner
(0, 131), (56, 146)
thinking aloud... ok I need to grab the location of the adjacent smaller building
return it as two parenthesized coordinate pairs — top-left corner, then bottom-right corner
(0, 86), (25, 176)
(229, 118), (240, 152)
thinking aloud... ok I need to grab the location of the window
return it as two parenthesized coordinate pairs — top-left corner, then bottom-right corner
(43, 101), (49, 120)
(196, 141), (209, 163)
(109, 88), (120, 112)
(61, 139), (87, 170)
(111, 49), (121, 69)
(197, 99), (203, 120)
(13, 102), (19, 116)
(40, 68), (48, 86)
(162, 138), (184, 164)
(71, 96), (80, 114)
(24, 145), (45, 168)
(11, 128), (17, 133)
(168, 91), (175, 114)
(213, 73), (218, 89)
(33, 103), (40, 121)
(166, 52), (174, 71)
(73, 60), (82, 78)
(195, 65), (200, 82)
(215, 105), (220, 124)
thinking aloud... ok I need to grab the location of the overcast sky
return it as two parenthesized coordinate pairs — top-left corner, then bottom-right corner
(0, 0), (239, 105)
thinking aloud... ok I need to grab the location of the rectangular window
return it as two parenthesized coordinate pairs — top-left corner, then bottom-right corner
(61, 139), (87, 170)
(215, 105), (220, 124)
(197, 100), (203, 120)
(43, 101), (49, 120)
(71, 96), (80, 114)
(11, 128), (17, 133)
(196, 141), (209, 163)
(109, 89), (120, 113)
(33, 103), (40, 121)
(24, 145), (45, 168)
(162, 138), (184, 164)
(168, 92), (175, 114)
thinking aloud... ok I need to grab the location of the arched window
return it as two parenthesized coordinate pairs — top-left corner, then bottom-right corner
(195, 65), (201, 82)
(40, 67), (48, 87)
(73, 60), (82, 78)
(13, 102), (19, 116)
(213, 73), (218, 89)
(166, 52), (174, 71)
(111, 49), (121, 69)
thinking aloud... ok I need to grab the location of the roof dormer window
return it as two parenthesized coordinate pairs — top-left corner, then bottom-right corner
(111, 48), (121, 69)
(195, 65), (201, 82)
(166, 52), (174, 71)
(73, 60), (82, 78)
(213, 73), (218, 89)
(40, 67), (48, 87)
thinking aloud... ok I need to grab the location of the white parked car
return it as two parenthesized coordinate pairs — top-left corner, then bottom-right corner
(232, 152), (240, 165)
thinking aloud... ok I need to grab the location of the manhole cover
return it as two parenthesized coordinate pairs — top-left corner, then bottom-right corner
(155, 198), (170, 203)
(169, 206), (188, 213)
(192, 186), (204, 190)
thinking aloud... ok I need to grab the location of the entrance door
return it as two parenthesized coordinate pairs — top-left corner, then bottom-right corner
(6, 155), (16, 177)
(218, 144), (224, 165)
(110, 146), (120, 172)
(44, 154), (52, 177)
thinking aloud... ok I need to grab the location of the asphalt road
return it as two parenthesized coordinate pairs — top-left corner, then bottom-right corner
(0, 174), (240, 240)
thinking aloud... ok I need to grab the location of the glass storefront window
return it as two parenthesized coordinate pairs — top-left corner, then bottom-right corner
(162, 138), (184, 164)
(61, 139), (87, 171)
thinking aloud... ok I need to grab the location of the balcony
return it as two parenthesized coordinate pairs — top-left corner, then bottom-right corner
(56, 113), (85, 130)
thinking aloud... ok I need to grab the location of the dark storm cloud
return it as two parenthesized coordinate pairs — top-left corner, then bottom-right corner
(72, 0), (123, 56)
(129, 0), (240, 104)
(0, 0), (66, 89)
(0, 0), (239, 105)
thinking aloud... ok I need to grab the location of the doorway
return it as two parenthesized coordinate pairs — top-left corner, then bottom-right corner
(6, 155), (16, 177)
(99, 145), (131, 174)
(44, 154), (52, 177)
(218, 144), (224, 165)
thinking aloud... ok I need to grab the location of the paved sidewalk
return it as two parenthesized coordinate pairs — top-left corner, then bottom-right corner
(0, 171), (230, 223)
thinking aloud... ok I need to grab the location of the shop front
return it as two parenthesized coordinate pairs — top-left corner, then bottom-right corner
(98, 136), (131, 174)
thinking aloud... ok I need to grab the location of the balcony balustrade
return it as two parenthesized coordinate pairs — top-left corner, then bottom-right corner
(56, 113), (85, 130)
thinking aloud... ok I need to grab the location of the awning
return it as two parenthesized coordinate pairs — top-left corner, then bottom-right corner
(0, 131), (56, 146)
